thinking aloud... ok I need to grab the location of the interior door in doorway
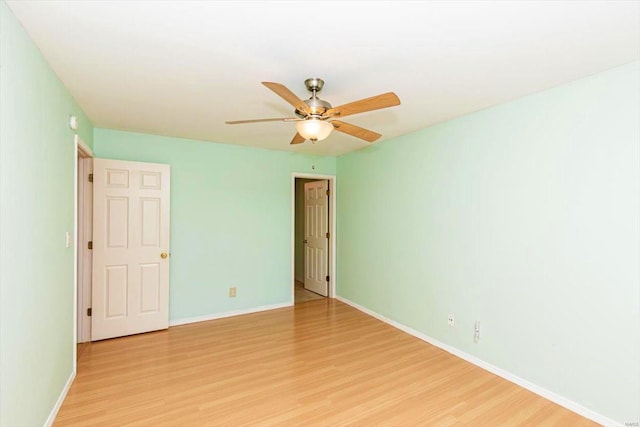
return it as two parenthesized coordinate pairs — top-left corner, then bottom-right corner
(92, 158), (171, 341)
(304, 180), (329, 296)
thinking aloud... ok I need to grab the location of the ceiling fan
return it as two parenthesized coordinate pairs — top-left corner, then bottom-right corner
(225, 78), (400, 145)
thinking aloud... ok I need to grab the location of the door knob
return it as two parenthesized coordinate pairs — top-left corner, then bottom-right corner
(160, 252), (168, 259)
(304, 239), (308, 244)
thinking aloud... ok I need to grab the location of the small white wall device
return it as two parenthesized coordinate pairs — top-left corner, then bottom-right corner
(68, 115), (78, 131)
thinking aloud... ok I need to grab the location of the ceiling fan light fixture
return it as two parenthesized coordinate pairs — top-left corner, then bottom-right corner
(295, 118), (333, 142)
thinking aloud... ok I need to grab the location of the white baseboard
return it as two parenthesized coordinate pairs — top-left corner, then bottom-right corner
(44, 370), (76, 427)
(169, 302), (292, 327)
(335, 295), (621, 427)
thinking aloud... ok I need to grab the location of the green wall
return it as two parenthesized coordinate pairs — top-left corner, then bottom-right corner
(0, 2), (94, 426)
(336, 61), (640, 424)
(93, 129), (336, 321)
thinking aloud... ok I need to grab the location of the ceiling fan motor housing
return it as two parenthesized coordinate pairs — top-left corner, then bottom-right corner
(296, 98), (332, 118)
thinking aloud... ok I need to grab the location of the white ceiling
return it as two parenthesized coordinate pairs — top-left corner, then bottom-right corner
(6, 1), (640, 156)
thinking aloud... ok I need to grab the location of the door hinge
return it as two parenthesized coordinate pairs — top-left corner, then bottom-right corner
(325, 232), (330, 238)
(87, 307), (92, 316)
(88, 173), (93, 183)
(88, 241), (93, 250)
(326, 275), (330, 282)
(326, 189), (330, 196)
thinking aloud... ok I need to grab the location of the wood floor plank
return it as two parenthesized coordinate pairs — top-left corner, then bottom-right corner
(57, 299), (597, 426)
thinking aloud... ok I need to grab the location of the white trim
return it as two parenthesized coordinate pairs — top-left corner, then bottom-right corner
(44, 371), (75, 427)
(76, 158), (93, 343)
(72, 137), (79, 373)
(291, 173), (337, 303)
(73, 134), (93, 352)
(76, 157), (84, 343)
(169, 302), (292, 327)
(74, 135), (93, 346)
(75, 134), (93, 158)
(335, 296), (622, 427)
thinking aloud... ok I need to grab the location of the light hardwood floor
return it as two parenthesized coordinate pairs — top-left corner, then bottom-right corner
(295, 280), (325, 303)
(57, 300), (596, 426)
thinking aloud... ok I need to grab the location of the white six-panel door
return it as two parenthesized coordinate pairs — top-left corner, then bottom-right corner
(92, 158), (171, 341)
(304, 180), (329, 296)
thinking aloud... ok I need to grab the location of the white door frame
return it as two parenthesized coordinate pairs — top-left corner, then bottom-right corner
(74, 135), (93, 357)
(77, 155), (93, 343)
(291, 173), (336, 302)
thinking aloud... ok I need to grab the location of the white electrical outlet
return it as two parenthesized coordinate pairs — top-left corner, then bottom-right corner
(229, 287), (237, 298)
(447, 314), (455, 327)
(474, 321), (481, 342)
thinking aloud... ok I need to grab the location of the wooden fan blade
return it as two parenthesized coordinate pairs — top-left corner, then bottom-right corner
(331, 120), (381, 143)
(225, 117), (298, 125)
(290, 133), (305, 145)
(262, 82), (310, 115)
(324, 92), (400, 119)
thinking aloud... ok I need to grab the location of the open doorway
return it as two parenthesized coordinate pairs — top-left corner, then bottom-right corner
(292, 173), (336, 304)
